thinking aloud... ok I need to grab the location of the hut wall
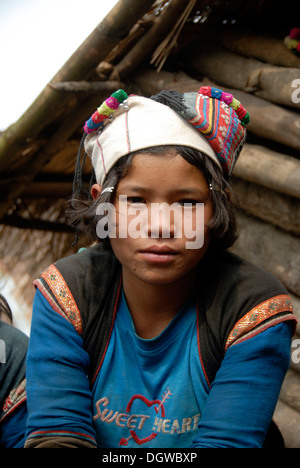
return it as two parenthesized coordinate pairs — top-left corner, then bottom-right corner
(183, 39), (300, 448)
(130, 35), (300, 445)
(0, 1), (299, 447)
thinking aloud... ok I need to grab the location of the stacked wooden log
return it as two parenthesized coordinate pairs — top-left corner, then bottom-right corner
(181, 32), (300, 448)
(1, 0), (299, 445)
(130, 28), (300, 444)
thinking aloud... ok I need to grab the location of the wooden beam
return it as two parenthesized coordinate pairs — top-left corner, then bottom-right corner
(0, 94), (96, 218)
(183, 45), (300, 109)
(131, 68), (300, 151)
(232, 177), (300, 236)
(22, 181), (74, 199)
(234, 144), (300, 200)
(231, 212), (300, 297)
(48, 80), (124, 94)
(151, 0), (197, 71)
(0, 214), (73, 233)
(223, 29), (300, 69)
(110, 0), (195, 81)
(0, 0), (156, 172)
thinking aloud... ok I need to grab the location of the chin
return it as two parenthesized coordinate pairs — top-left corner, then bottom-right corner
(129, 263), (197, 287)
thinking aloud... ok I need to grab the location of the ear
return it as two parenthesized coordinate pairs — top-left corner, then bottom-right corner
(91, 183), (102, 200)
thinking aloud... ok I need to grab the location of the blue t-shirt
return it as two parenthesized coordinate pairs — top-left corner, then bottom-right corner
(93, 291), (208, 448)
(26, 289), (292, 448)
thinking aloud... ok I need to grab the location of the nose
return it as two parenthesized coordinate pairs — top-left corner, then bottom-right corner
(148, 203), (176, 239)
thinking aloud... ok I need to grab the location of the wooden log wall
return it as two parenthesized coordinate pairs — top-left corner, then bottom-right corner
(1, 4), (299, 445)
(131, 41), (300, 444)
(182, 36), (300, 446)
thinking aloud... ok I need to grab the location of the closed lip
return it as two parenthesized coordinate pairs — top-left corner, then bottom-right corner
(139, 245), (179, 255)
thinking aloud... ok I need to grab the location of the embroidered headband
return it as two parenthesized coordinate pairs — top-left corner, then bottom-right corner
(83, 86), (249, 185)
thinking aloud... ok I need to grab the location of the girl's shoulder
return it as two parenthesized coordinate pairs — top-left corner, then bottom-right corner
(34, 245), (122, 380)
(200, 250), (293, 338)
(53, 244), (121, 294)
(34, 245), (121, 334)
(55, 244), (118, 273)
(202, 250), (288, 304)
(197, 251), (296, 385)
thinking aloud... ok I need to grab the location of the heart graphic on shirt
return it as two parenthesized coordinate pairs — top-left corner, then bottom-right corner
(119, 394), (166, 446)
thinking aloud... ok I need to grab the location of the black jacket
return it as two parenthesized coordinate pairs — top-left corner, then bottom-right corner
(35, 245), (296, 386)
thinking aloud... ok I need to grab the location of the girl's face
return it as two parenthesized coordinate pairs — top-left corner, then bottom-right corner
(109, 150), (213, 286)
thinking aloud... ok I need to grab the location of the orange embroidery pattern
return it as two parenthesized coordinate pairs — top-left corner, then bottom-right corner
(40, 264), (82, 335)
(1, 379), (26, 423)
(225, 294), (294, 351)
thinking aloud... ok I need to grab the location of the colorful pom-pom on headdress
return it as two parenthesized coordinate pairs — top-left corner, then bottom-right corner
(199, 86), (250, 126)
(284, 28), (300, 57)
(82, 85), (249, 185)
(83, 89), (128, 134)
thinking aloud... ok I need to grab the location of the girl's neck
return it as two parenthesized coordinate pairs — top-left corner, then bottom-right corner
(122, 268), (197, 339)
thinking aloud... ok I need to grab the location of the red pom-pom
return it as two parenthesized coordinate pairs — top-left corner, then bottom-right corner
(91, 111), (105, 124)
(290, 28), (300, 40)
(199, 86), (212, 97)
(236, 104), (247, 121)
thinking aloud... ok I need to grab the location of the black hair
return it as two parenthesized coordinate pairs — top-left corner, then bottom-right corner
(66, 145), (238, 252)
(0, 294), (13, 324)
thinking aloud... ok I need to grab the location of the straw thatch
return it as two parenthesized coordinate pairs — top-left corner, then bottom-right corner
(0, 0), (299, 447)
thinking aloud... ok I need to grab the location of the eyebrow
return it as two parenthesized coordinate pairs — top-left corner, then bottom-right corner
(119, 185), (209, 196)
(173, 187), (209, 195)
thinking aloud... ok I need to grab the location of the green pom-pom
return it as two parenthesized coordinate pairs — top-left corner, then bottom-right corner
(112, 89), (128, 103)
(242, 112), (250, 126)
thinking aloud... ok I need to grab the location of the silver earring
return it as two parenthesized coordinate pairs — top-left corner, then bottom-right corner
(101, 186), (114, 195)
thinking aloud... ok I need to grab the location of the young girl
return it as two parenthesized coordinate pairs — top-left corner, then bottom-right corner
(25, 87), (296, 448)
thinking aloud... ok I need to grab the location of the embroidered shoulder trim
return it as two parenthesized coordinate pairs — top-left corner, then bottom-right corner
(225, 294), (296, 351)
(33, 264), (82, 335)
(0, 378), (26, 423)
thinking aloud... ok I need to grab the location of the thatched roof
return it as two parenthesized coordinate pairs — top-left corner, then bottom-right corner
(0, 0), (298, 266)
(0, 0), (300, 446)
(0, 0), (299, 312)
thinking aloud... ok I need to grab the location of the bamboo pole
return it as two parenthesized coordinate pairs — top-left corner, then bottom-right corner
(235, 144), (300, 200)
(150, 0), (197, 71)
(0, 214), (72, 233)
(110, 0), (195, 81)
(23, 181), (74, 199)
(48, 80), (124, 93)
(214, 87), (300, 152)
(232, 178), (300, 236)
(0, 0), (156, 172)
(132, 68), (300, 151)
(183, 45), (300, 108)
(223, 29), (300, 68)
(0, 91), (112, 218)
(230, 213), (300, 297)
